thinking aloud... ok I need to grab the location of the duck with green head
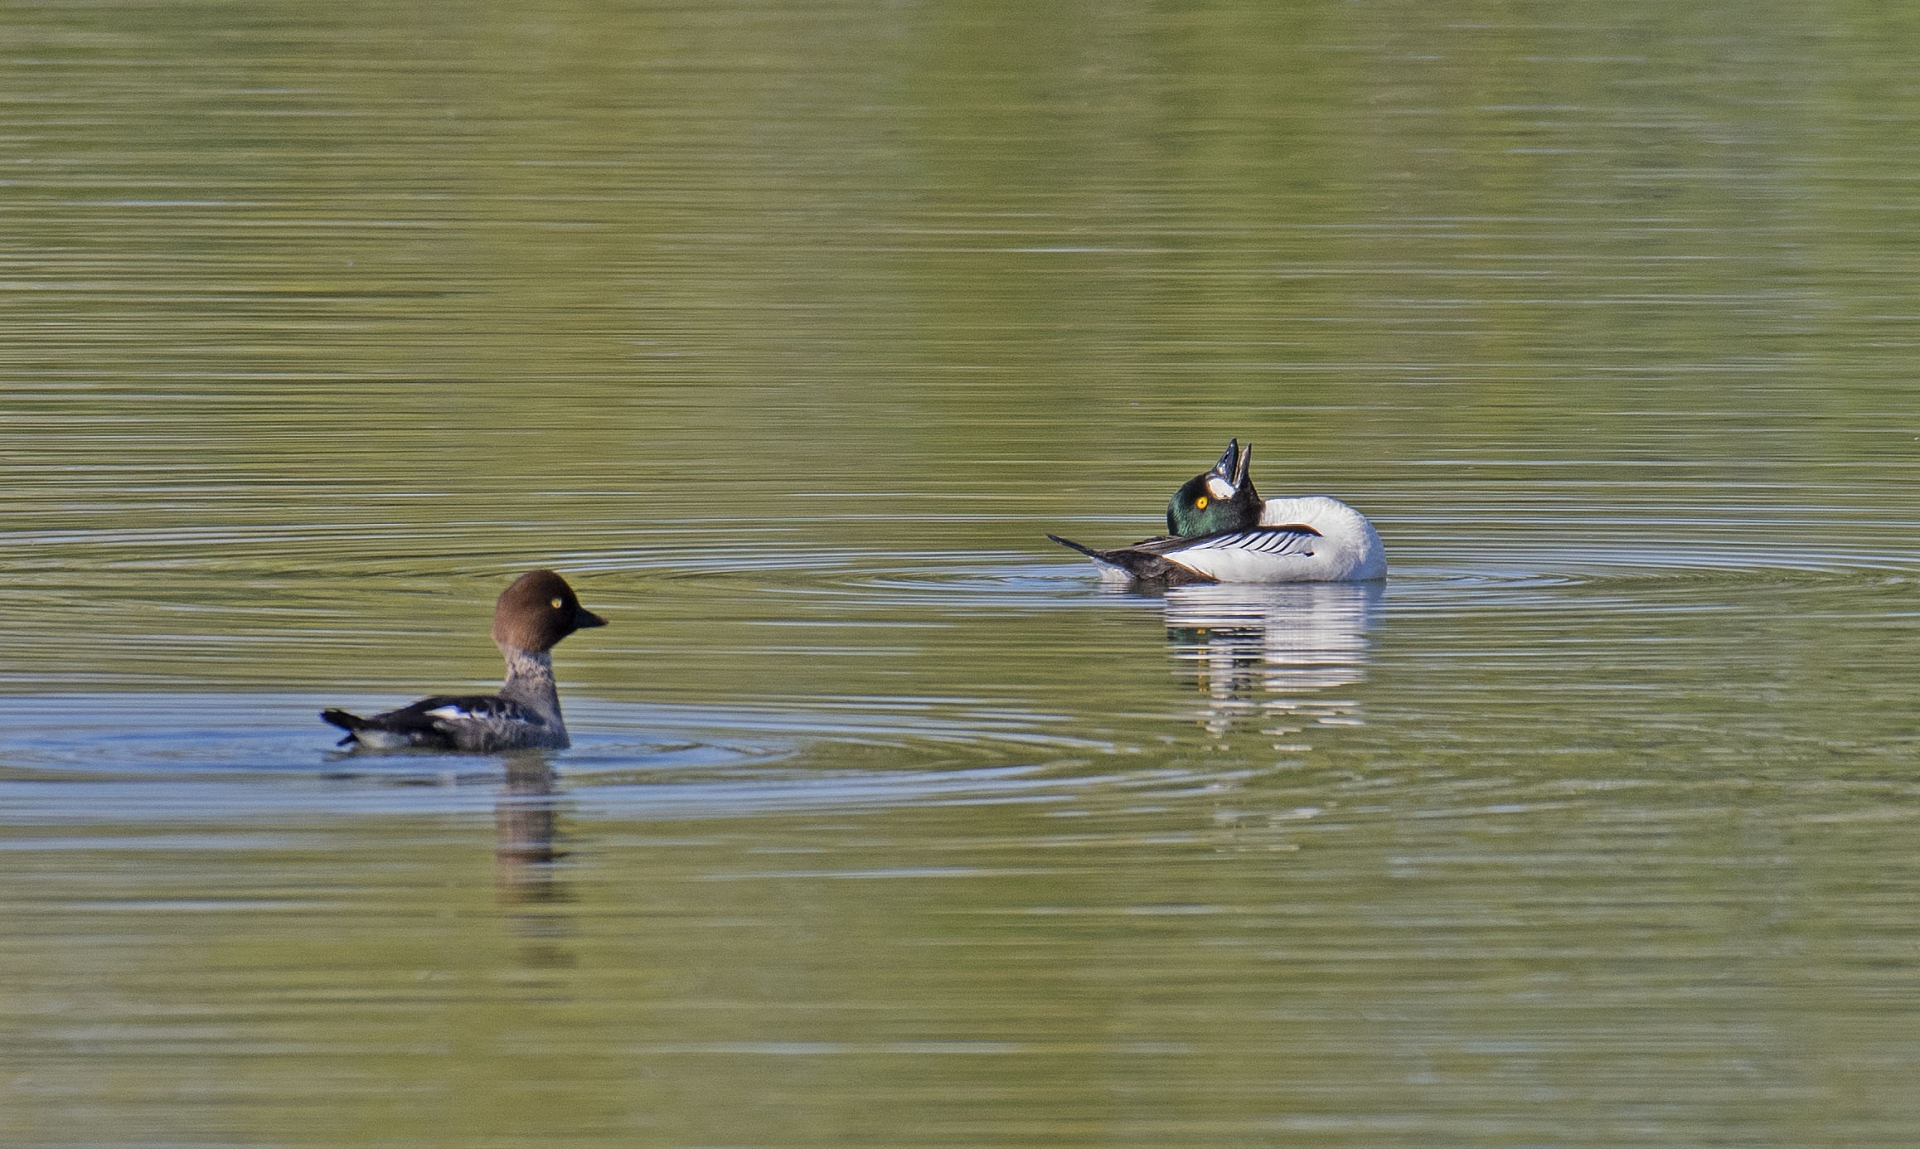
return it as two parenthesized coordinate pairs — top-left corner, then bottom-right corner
(1049, 439), (1385, 586)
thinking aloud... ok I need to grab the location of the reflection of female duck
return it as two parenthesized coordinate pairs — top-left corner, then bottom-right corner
(1050, 440), (1386, 585)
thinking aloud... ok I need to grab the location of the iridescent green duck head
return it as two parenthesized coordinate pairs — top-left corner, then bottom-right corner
(1166, 439), (1263, 536)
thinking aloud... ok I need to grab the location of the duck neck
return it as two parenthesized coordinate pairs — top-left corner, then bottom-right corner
(499, 646), (564, 726)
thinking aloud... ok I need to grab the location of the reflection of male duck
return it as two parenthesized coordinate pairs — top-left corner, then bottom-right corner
(1163, 581), (1385, 736)
(1051, 440), (1386, 585)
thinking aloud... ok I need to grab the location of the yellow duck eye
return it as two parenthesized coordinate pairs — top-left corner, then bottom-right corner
(550, 597), (565, 610)
(1195, 496), (1208, 510)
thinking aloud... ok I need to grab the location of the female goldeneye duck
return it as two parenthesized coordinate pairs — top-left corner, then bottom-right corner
(321, 569), (608, 752)
(1048, 439), (1386, 585)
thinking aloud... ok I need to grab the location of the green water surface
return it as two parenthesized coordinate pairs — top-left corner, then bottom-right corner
(5, 1), (1920, 1145)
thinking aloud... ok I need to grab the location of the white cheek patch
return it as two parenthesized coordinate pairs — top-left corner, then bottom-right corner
(1206, 476), (1236, 501)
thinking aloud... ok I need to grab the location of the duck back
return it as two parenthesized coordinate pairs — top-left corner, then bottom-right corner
(1257, 496), (1386, 580)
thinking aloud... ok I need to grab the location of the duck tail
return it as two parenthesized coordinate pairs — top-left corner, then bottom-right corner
(1047, 534), (1216, 586)
(320, 708), (365, 746)
(1046, 533), (1102, 559)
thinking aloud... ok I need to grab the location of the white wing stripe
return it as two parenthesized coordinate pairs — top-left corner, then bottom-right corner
(1178, 530), (1316, 558)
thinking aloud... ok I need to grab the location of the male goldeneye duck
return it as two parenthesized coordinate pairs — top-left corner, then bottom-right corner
(321, 569), (608, 752)
(1048, 439), (1386, 585)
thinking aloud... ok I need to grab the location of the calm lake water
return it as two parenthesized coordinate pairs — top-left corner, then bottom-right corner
(7, 1), (1920, 1145)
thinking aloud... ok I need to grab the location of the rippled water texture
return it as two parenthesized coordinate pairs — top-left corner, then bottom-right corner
(6, 1), (1920, 1145)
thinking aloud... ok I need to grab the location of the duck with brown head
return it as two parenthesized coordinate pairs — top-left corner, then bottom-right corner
(321, 569), (608, 752)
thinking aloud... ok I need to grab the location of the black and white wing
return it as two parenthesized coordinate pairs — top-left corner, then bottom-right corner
(322, 694), (546, 750)
(1049, 524), (1321, 586)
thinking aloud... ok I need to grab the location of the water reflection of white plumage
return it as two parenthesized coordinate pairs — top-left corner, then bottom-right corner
(1159, 581), (1385, 740)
